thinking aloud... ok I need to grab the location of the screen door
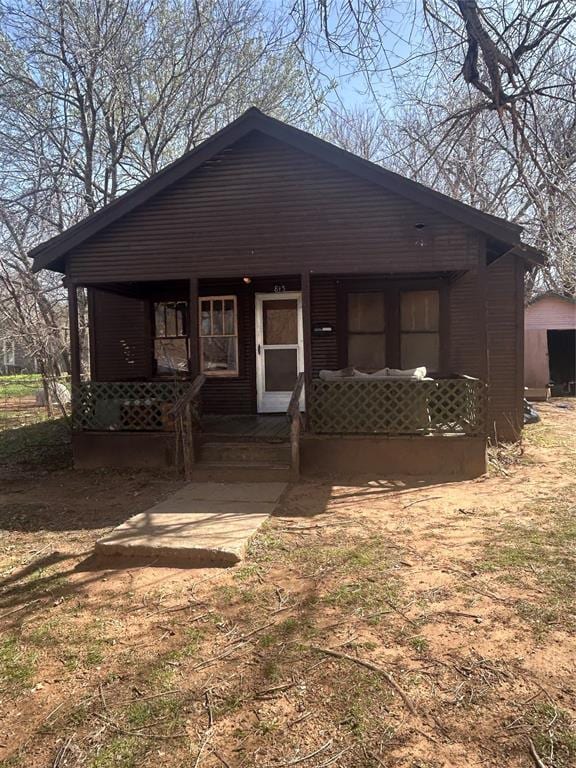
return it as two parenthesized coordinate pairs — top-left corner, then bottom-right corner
(255, 292), (304, 413)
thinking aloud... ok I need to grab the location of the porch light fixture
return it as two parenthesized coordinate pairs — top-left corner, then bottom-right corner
(243, 276), (252, 284)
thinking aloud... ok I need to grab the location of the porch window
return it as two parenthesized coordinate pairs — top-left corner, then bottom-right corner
(347, 292), (386, 370)
(199, 296), (238, 376)
(154, 301), (189, 375)
(400, 290), (440, 370)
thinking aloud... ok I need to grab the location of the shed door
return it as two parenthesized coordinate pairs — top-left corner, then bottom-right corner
(255, 293), (304, 413)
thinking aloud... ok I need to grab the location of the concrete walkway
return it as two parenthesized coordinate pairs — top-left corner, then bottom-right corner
(95, 482), (286, 567)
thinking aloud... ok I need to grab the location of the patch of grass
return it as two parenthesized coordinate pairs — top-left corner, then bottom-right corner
(478, 486), (575, 633)
(289, 536), (392, 577)
(183, 626), (205, 653)
(26, 619), (60, 647)
(233, 564), (264, 582)
(0, 636), (36, 693)
(0, 418), (71, 467)
(143, 659), (176, 691)
(524, 422), (569, 450)
(246, 528), (288, 562)
(88, 735), (146, 768)
(260, 657), (282, 681)
(516, 600), (566, 637)
(324, 576), (400, 615)
(125, 695), (185, 733)
(254, 717), (280, 735)
(85, 644), (105, 667)
(326, 663), (394, 742)
(215, 583), (257, 604)
(213, 692), (243, 717)
(522, 702), (576, 768)
(0, 374), (43, 397)
(409, 635), (429, 654)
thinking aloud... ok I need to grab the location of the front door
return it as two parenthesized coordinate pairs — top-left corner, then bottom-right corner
(255, 292), (304, 413)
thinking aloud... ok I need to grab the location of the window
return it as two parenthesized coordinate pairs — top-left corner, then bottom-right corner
(347, 292), (386, 370)
(400, 290), (440, 370)
(200, 296), (238, 376)
(154, 301), (189, 375)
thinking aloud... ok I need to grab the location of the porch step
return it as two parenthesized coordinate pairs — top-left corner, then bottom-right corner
(191, 462), (291, 483)
(200, 441), (291, 465)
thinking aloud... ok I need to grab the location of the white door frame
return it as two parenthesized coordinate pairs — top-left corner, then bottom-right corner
(255, 292), (304, 413)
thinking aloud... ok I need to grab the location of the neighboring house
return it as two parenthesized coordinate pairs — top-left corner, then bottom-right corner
(0, 335), (38, 374)
(525, 292), (576, 400)
(30, 108), (544, 478)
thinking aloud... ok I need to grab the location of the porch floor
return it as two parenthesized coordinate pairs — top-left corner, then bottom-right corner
(201, 414), (290, 441)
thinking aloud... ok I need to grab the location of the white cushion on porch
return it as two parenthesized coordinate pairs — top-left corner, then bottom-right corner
(375, 366), (427, 380)
(318, 366), (428, 381)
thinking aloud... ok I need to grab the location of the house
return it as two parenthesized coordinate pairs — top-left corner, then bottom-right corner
(30, 108), (544, 479)
(0, 333), (38, 375)
(525, 292), (576, 400)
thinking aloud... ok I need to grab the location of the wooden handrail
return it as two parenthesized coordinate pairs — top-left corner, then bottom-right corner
(172, 374), (206, 481)
(172, 374), (206, 418)
(287, 372), (305, 420)
(287, 373), (305, 481)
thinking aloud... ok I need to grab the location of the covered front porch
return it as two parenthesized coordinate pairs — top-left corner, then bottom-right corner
(67, 270), (489, 478)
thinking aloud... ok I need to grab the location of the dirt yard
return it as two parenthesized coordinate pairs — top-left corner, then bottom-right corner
(0, 402), (574, 768)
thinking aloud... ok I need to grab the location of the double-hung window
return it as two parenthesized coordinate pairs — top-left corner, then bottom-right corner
(154, 301), (189, 375)
(200, 296), (238, 376)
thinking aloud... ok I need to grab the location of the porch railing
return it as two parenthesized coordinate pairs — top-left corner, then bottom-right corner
(173, 375), (206, 479)
(308, 377), (486, 436)
(287, 372), (305, 481)
(72, 380), (200, 432)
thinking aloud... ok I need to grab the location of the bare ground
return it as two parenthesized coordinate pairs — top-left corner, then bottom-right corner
(0, 401), (574, 768)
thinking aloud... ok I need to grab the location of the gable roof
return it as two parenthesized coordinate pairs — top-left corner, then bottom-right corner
(31, 107), (530, 273)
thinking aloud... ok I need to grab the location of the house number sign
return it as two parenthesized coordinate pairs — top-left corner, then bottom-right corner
(273, 284), (286, 293)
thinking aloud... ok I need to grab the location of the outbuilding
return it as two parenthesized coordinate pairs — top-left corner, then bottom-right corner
(525, 292), (576, 400)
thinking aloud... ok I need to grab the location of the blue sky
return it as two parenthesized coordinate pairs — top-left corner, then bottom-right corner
(268, 0), (427, 113)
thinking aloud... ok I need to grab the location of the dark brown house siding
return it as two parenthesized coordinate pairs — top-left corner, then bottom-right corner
(89, 288), (153, 381)
(67, 132), (479, 283)
(310, 277), (339, 377)
(486, 255), (524, 440)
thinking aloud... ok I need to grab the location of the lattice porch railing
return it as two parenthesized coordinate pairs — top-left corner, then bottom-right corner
(72, 381), (199, 432)
(308, 377), (486, 436)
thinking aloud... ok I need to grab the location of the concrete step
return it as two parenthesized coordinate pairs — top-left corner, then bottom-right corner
(191, 462), (291, 483)
(200, 441), (291, 465)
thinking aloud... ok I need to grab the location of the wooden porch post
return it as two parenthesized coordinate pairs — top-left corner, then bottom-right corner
(188, 277), (200, 377)
(67, 282), (81, 387)
(301, 271), (313, 420)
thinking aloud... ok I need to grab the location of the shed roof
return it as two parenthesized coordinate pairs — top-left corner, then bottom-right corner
(528, 291), (575, 306)
(30, 107), (542, 273)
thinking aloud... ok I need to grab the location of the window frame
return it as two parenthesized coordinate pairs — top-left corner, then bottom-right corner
(400, 289), (441, 372)
(346, 291), (388, 372)
(199, 295), (239, 378)
(341, 279), (448, 375)
(152, 301), (189, 378)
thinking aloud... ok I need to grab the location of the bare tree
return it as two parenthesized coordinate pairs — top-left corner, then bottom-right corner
(0, 0), (324, 379)
(323, 93), (576, 297)
(288, 1), (576, 165)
